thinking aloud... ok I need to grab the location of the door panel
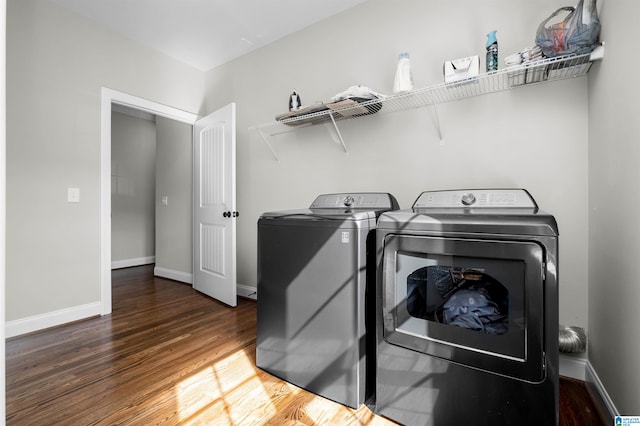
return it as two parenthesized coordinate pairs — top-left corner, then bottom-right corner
(381, 234), (545, 382)
(193, 103), (236, 307)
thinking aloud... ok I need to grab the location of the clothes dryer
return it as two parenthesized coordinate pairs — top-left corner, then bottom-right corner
(375, 189), (559, 425)
(257, 192), (398, 409)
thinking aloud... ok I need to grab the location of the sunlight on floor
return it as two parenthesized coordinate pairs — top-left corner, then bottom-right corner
(301, 396), (344, 422)
(176, 348), (278, 424)
(176, 366), (221, 420)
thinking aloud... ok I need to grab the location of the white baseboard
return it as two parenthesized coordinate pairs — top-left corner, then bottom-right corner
(152, 270), (256, 299)
(5, 302), (102, 338)
(112, 256), (155, 269)
(559, 355), (618, 420)
(237, 284), (257, 300)
(586, 360), (618, 418)
(153, 266), (192, 284)
(559, 354), (587, 380)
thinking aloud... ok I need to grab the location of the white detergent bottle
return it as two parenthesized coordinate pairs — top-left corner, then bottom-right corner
(393, 52), (414, 93)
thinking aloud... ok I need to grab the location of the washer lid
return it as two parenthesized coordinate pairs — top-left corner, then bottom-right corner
(311, 192), (399, 210)
(260, 192), (399, 221)
(260, 208), (378, 221)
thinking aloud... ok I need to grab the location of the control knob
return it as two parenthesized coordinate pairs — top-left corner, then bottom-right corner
(461, 192), (476, 206)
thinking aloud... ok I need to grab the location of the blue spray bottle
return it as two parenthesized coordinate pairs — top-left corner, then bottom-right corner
(486, 30), (498, 72)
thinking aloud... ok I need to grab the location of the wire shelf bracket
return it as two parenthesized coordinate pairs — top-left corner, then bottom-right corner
(328, 112), (349, 155)
(431, 102), (444, 144)
(256, 127), (280, 162)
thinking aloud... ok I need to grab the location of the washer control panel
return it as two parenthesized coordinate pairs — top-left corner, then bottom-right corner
(311, 193), (397, 209)
(413, 189), (537, 209)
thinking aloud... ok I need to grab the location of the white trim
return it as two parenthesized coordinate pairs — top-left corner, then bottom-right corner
(151, 268), (256, 299)
(112, 256), (155, 270)
(154, 267), (192, 284)
(100, 87), (198, 316)
(112, 103), (156, 122)
(100, 90), (112, 315)
(1, 0), (7, 418)
(237, 284), (257, 300)
(586, 360), (618, 418)
(559, 354), (587, 380)
(102, 88), (198, 124)
(558, 355), (618, 419)
(5, 302), (101, 338)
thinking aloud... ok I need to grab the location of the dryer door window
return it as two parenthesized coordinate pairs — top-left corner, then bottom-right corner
(405, 265), (510, 335)
(381, 234), (546, 382)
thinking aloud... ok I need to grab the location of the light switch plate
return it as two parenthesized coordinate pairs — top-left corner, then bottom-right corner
(68, 188), (80, 203)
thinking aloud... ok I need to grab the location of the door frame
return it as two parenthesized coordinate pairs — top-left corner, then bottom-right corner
(100, 88), (199, 315)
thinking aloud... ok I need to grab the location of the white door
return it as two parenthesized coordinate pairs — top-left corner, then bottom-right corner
(193, 103), (237, 307)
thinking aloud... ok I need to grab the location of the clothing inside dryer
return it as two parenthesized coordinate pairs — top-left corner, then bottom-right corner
(406, 265), (509, 335)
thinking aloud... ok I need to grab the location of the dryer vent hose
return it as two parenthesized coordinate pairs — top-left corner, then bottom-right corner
(559, 325), (587, 353)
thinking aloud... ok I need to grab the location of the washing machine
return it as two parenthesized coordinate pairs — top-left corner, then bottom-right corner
(375, 189), (559, 425)
(256, 192), (399, 409)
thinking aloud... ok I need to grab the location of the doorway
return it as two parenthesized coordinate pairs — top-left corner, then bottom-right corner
(111, 105), (194, 285)
(100, 88), (199, 315)
(111, 105), (157, 270)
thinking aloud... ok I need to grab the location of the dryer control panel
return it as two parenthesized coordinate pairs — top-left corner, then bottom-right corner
(311, 193), (399, 210)
(413, 189), (538, 209)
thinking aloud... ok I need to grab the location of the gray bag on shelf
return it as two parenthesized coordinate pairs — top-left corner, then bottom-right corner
(535, 0), (600, 57)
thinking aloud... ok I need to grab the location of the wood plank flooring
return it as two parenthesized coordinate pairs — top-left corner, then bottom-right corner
(6, 265), (607, 425)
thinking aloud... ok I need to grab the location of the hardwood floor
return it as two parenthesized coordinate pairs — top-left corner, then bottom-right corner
(6, 265), (607, 425)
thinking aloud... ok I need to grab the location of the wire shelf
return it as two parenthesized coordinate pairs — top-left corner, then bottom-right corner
(250, 51), (596, 160)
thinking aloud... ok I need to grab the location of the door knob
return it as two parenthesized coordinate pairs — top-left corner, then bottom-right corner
(233, 211), (239, 218)
(223, 211), (231, 218)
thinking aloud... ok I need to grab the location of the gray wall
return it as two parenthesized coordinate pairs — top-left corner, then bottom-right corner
(588, 0), (640, 415)
(6, 0), (204, 321)
(111, 111), (156, 265)
(206, 0), (590, 338)
(155, 117), (193, 278)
